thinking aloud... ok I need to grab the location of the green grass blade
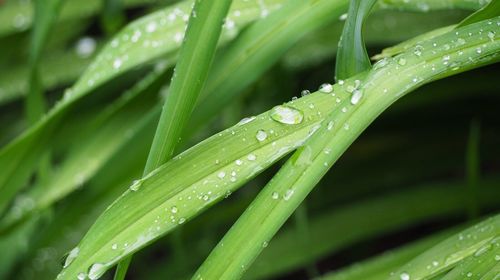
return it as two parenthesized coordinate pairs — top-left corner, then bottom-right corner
(440, 236), (500, 280)
(388, 214), (500, 280)
(457, 0), (500, 27)
(188, 0), (348, 129)
(0, 0), (283, 216)
(143, 0), (233, 172)
(117, 0), (233, 277)
(247, 181), (500, 280)
(26, 0), (63, 123)
(192, 17), (500, 279)
(335, 0), (377, 80)
(55, 87), (341, 279)
(319, 228), (456, 280)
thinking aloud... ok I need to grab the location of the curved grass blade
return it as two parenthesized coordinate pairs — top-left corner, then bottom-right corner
(188, 0), (349, 129)
(335, 0), (377, 81)
(457, 0), (500, 27)
(0, 69), (167, 234)
(388, 214), (500, 280)
(193, 18), (500, 279)
(56, 89), (343, 279)
(0, 0), (284, 215)
(143, 0), (233, 171)
(319, 228), (456, 280)
(117, 0), (234, 277)
(247, 182), (500, 280)
(440, 236), (500, 280)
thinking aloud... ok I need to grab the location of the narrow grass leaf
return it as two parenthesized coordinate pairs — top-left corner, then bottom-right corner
(0, 0), (284, 216)
(193, 18), (500, 279)
(457, 0), (500, 27)
(335, 0), (377, 80)
(388, 214), (500, 280)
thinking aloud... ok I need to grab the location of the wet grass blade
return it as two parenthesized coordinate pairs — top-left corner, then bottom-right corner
(457, 0), (500, 27)
(334, 0), (377, 80)
(388, 214), (500, 280)
(0, 0), (283, 216)
(192, 18), (500, 279)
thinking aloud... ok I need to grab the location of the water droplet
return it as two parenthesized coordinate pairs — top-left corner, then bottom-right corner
(400, 272), (410, 280)
(398, 58), (407, 66)
(77, 273), (87, 280)
(319, 83), (333, 93)
(75, 37), (96, 58)
(88, 263), (106, 280)
(495, 254), (500, 261)
(247, 154), (256, 161)
(238, 116), (256, 125)
(146, 22), (157, 33)
(413, 45), (423, 57)
(130, 180), (142, 191)
(256, 130), (268, 142)
(487, 31), (495, 41)
(432, 260), (439, 266)
(466, 272), (473, 277)
(301, 90), (310, 96)
(327, 121), (334, 130)
(262, 241), (269, 248)
(339, 13), (347, 21)
(217, 171), (226, 179)
(63, 247), (79, 268)
(111, 244), (117, 250)
(271, 105), (304, 125)
(283, 189), (294, 201)
(113, 58), (122, 69)
(351, 90), (362, 105)
(271, 192), (279, 199)
(235, 159), (243, 166)
(171, 206), (178, 213)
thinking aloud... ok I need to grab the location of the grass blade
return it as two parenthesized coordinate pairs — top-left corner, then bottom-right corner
(335, 0), (377, 80)
(457, 0), (500, 27)
(193, 17), (500, 279)
(389, 214), (500, 280)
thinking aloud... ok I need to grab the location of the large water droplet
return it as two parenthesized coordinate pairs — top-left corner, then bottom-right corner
(237, 116), (256, 125)
(351, 89), (363, 105)
(319, 83), (333, 93)
(256, 130), (268, 142)
(63, 247), (79, 268)
(88, 263), (106, 280)
(399, 272), (410, 280)
(271, 105), (304, 125)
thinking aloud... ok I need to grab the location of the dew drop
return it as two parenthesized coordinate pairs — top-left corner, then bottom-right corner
(235, 159), (243, 166)
(399, 272), (410, 280)
(171, 206), (178, 213)
(146, 22), (157, 33)
(63, 247), (79, 268)
(495, 254), (500, 261)
(88, 263), (106, 280)
(283, 189), (294, 201)
(398, 58), (407, 66)
(271, 105), (304, 125)
(237, 116), (256, 125)
(319, 83), (333, 93)
(111, 244), (117, 250)
(256, 130), (268, 141)
(217, 171), (226, 179)
(351, 90), (363, 105)
(301, 90), (310, 96)
(130, 180), (142, 191)
(77, 273), (87, 280)
(179, 217), (186, 224)
(75, 37), (96, 58)
(271, 192), (279, 199)
(262, 241), (269, 248)
(113, 58), (122, 69)
(327, 121), (334, 130)
(487, 31), (495, 41)
(247, 154), (256, 161)
(339, 13), (347, 21)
